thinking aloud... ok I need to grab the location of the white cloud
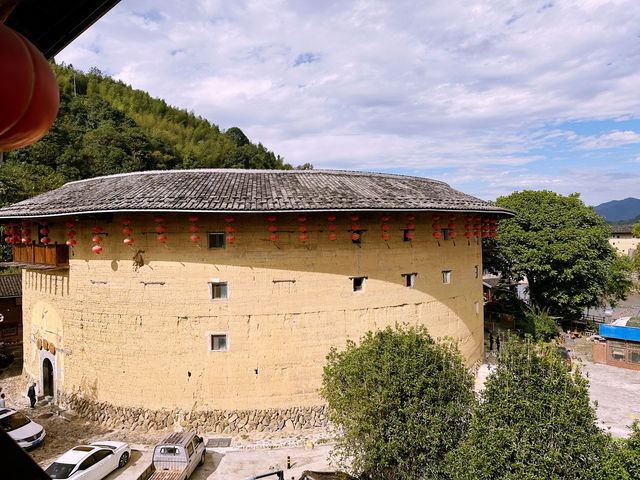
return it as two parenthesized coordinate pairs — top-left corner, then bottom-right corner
(55, 0), (640, 205)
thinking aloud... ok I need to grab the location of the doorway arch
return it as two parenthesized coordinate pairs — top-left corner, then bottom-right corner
(42, 358), (54, 397)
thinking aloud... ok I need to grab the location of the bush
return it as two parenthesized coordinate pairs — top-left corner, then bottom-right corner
(321, 325), (473, 480)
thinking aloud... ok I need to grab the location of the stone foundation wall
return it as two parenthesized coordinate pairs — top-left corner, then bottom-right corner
(59, 393), (328, 433)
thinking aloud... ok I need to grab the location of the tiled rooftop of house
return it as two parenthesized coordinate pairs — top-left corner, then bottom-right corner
(0, 274), (21, 298)
(610, 225), (634, 235)
(0, 169), (513, 218)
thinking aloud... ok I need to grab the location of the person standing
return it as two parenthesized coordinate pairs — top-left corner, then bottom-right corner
(0, 393), (5, 408)
(27, 383), (36, 408)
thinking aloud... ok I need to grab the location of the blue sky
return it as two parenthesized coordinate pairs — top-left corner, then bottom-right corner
(56, 0), (640, 206)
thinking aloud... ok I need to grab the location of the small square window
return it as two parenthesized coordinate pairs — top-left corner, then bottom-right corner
(208, 232), (225, 249)
(402, 273), (416, 288)
(209, 281), (228, 299)
(352, 277), (366, 291)
(442, 229), (449, 241)
(210, 334), (227, 351)
(442, 270), (451, 284)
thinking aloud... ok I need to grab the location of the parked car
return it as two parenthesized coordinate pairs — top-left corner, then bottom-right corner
(0, 407), (45, 449)
(146, 431), (206, 480)
(45, 441), (131, 479)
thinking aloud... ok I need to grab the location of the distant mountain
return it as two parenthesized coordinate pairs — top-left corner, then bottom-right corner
(594, 198), (640, 223)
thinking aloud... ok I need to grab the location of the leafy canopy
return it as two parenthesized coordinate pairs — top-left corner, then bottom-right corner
(321, 325), (473, 480)
(484, 190), (631, 317)
(450, 337), (610, 480)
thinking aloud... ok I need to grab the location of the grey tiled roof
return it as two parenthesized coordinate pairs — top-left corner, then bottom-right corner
(610, 225), (633, 234)
(0, 274), (21, 298)
(0, 169), (513, 219)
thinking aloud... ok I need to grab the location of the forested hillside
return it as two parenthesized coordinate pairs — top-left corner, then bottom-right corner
(0, 63), (306, 207)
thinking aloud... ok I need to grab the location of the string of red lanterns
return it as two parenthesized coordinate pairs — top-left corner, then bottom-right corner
(431, 214), (440, 239)
(121, 218), (134, 245)
(380, 214), (390, 241)
(91, 225), (104, 253)
(327, 215), (337, 241)
(267, 215), (278, 242)
(225, 216), (236, 243)
(188, 215), (200, 243)
(297, 215), (308, 242)
(349, 214), (360, 241)
(65, 221), (77, 247)
(154, 216), (167, 243)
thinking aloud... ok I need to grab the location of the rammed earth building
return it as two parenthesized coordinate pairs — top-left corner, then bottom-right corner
(0, 169), (512, 430)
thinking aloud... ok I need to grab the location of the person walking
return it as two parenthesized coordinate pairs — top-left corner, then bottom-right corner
(0, 393), (5, 408)
(27, 383), (36, 408)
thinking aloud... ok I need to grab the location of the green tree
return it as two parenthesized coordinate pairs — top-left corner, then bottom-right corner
(484, 191), (631, 318)
(321, 325), (473, 480)
(450, 338), (610, 480)
(601, 422), (640, 479)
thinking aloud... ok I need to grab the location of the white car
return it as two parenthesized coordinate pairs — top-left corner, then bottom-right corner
(45, 441), (131, 479)
(0, 407), (45, 449)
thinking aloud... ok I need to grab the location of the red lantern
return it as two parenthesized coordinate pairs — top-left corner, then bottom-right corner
(66, 239), (76, 247)
(226, 235), (236, 243)
(327, 224), (337, 231)
(474, 231), (481, 237)
(21, 220), (29, 227)
(350, 224), (359, 231)
(155, 225), (166, 233)
(225, 226), (235, 233)
(267, 215), (277, 222)
(449, 232), (457, 238)
(328, 232), (337, 241)
(66, 230), (76, 237)
(448, 214), (456, 221)
(124, 237), (135, 245)
(473, 224), (482, 229)
(381, 224), (390, 231)
(41, 237), (50, 244)
(432, 214), (440, 221)
(406, 214), (415, 221)
(224, 216), (235, 223)
(267, 225), (278, 232)
(92, 236), (103, 243)
(298, 225), (307, 232)
(189, 224), (200, 232)
(188, 215), (199, 222)
(483, 218), (491, 223)
(269, 233), (279, 242)
(190, 234), (200, 243)
(448, 223), (456, 230)
(465, 215), (473, 222)
(405, 231), (415, 240)
(298, 233), (308, 242)
(92, 245), (102, 254)
(432, 232), (441, 239)
(39, 228), (49, 235)
(297, 215), (307, 223)
(381, 232), (390, 241)
(380, 215), (390, 222)
(153, 216), (164, 223)
(482, 232), (489, 237)
(464, 232), (472, 238)
(21, 228), (30, 235)
(464, 224), (472, 230)
(121, 218), (132, 225)
(431, 223), (440, 229)
(157, 234), (168, 243)
(327, 215), (337, 222)
(92, 226), (103, 234)
(65, 221), (75, 228)
(474, 216), (481, 222)
(489, 232), (497, 237)
(0, 23), (59, 152)
(122, 227), (133, 235)
(350, 214), (359, 222)
(4, 237), (12, 243)
(351, 232), (360, 241)
(39, 220), (48, 226)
